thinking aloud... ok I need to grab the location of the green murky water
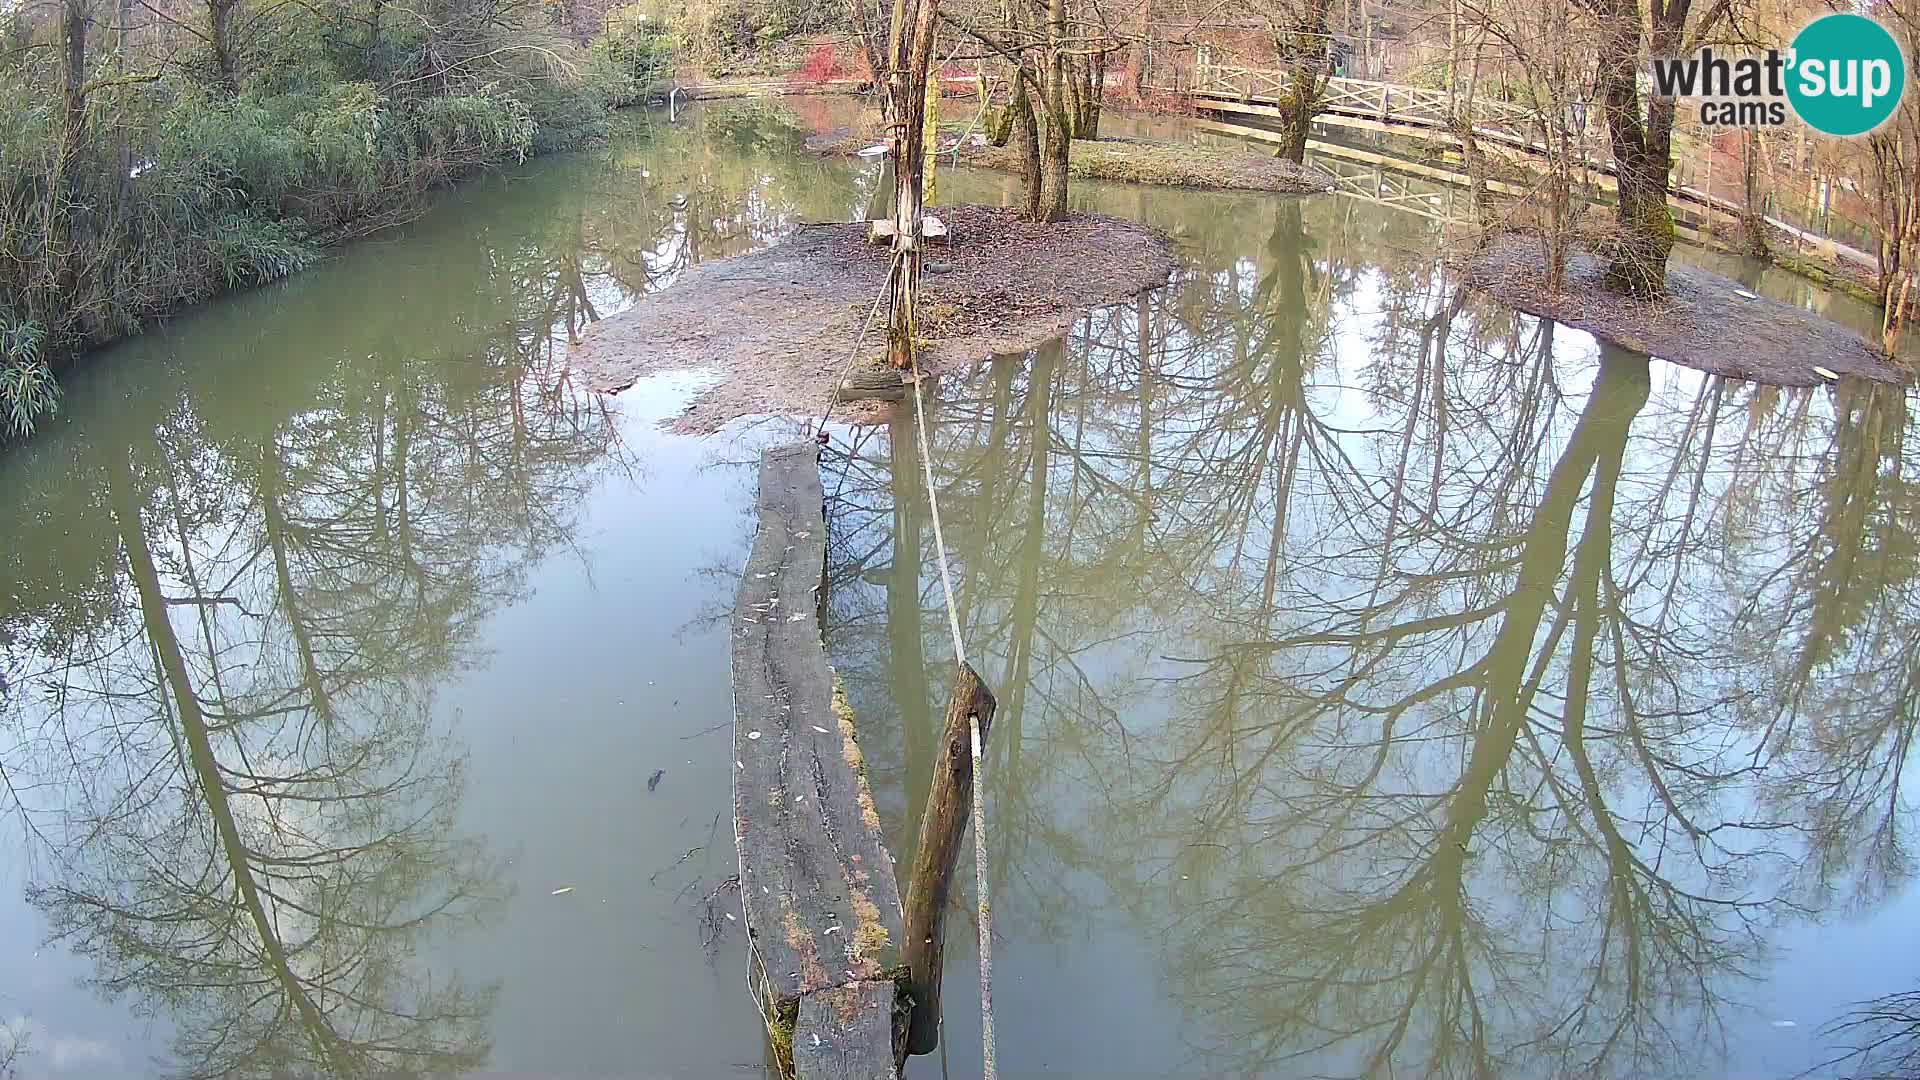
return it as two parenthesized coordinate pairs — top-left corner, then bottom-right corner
(2, 101), (1915, 1079)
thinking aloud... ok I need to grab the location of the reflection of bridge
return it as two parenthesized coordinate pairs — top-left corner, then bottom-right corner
(1168, 62), (1874, 269)
(1275, 137), (1724, 251)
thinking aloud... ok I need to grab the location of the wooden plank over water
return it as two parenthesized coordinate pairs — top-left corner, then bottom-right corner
(794, 980), (901, 1080)
(732, 442), (905, 1076)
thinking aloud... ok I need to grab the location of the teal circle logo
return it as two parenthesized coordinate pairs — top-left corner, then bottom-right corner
(1787, 13), (1907, 137)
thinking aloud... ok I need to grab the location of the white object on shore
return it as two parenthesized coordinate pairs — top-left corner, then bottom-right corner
(1735, 288), (1758, 299)
(856, 144), (889, 158)
(866, 214), (948, 244)
(1813, 365), (1840, 381)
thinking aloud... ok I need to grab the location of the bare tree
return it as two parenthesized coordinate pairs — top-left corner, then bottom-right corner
(1588, 0), (1737, 295)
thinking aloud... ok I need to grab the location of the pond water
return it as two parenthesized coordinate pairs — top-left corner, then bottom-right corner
(2, 100), (1915, 1080)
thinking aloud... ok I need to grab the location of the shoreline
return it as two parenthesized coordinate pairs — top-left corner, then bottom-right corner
(805, 123), (1335, 195)
(1461, 234), (1909, 387)
(567, 204), (1178, 432)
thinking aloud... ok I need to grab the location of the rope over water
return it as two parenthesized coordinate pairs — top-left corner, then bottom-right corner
(814, 250), (903, 439)
(814, 194), (996, 1080)
(909, 353), (996, 1080)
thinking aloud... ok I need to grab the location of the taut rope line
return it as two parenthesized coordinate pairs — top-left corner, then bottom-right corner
(908, 353), (996, 1080)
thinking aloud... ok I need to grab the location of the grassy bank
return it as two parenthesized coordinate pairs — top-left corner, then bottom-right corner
(808, 119), (1334, 195)
(956, 135), (1333, 194)
(0, 1), (677, 439)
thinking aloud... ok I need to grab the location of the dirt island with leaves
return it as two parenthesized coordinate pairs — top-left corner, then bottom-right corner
(567, 204), (1176, 432)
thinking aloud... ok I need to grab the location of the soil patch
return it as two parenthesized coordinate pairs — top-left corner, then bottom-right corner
(1462, 234), (1908, 387)
(807, 127), (1332, 194)
(568, 204), (1176, 432)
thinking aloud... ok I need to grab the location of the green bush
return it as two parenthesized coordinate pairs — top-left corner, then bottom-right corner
(0, 312), (57, 440)
(160, 95), (307, 209)
(206, 215), (319, 287)
(292, 82), (387, 203)
(673, 0), (840, 67)
(402, 92), (537, 177)
(0, 0), (637, 440)
(595, 6), (678, 102)
(527, 63), (630, 151)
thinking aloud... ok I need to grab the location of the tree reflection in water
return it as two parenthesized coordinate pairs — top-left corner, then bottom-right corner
(825, 193), (1920, 1078)
(0, 184), (632, 1078)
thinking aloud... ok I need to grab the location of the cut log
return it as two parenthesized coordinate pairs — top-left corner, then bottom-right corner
(835, 365), (909, 403)
(900, 661), (996, 1055)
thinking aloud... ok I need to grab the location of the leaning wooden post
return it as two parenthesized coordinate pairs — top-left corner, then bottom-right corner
(900, 660), (996, 1055)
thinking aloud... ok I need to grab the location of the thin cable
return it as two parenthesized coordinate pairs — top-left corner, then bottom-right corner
(816, 249), (904, 438)
(907, 357), (966, 667)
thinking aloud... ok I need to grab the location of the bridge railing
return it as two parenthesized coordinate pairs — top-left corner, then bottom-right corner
(1176, 54), (1876, 268)
(1185, 59), (1609, 165)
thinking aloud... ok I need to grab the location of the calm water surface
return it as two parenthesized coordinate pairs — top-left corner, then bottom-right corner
(2, 101), (1915, 1079)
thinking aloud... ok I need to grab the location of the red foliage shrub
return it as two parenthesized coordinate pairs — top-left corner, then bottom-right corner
(795, 43), (843, 84)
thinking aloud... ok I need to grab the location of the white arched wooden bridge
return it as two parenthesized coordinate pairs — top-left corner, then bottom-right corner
(1166, 60), (1873, 269)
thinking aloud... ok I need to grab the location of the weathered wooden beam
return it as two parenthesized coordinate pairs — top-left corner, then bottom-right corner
(795, 980), (903, 1080)
(900, 661), (996, 1056)
(834, 364), (909, 403)
(733, 442), (907, 1078)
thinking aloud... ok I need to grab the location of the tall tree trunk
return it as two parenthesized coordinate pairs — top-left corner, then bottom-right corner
(1883, 183), (1916, 354)
(1063, 53), (1085, 135)
(1068, 51), (1103, 137)
(1596, 0), (1678, 296)
(1038, 107), (1069, 219)
(1741, 130), (1770, 258)
(849, 0), (888, 108)
(1277, 0), (1333, 164)
(368, 0), (385, 67)
(1087, 50), (1104, 135)
(1358, 0), (1373, 77)
(208, 0), (239, 93)
(1032, 0), (1071, 221)
(1132, 0), (1148, 95)
(115, 0), (133, 181)
(42, 0), (90, 335)
(1012, 73), (1042, 219)
(987, 71), (1018, 145)
(882, 0), (939, 368)
(559, 0), (587, 45)
(62, 0), (88, 143)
